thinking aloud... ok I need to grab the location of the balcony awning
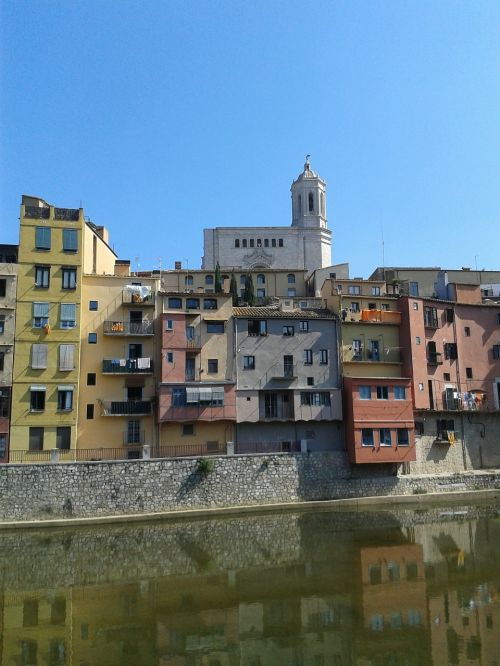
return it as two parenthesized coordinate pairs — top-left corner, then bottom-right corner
(186, 387), (200, 403)
(199, 386), (213, 401)
(30, 385), (46, 391)
(212, 388), (224, 401)
(57, 385), (74, 391)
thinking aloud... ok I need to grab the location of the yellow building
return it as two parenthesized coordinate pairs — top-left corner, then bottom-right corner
(78, 270), (159, 457)
(10, 196), (116, 460)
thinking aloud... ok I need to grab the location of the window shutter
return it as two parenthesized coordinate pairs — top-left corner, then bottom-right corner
(35, 227), (51, 249)
(63, 229), (77, 251)
(33, 302), (49, 318)
(31, 343), (48, 369)
(60, 303), (76, 323)
(59, 344), (75, 371)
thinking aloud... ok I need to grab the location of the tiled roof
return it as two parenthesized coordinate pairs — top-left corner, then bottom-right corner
(232, 307), (336, 320)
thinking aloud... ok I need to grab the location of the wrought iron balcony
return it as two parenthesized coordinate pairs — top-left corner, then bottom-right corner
(101, 400), (153, 416)
(102, 358), (153, 374)
(103, 320), (154, 336)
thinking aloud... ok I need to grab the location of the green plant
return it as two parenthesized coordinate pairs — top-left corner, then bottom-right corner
(412, 487), (428, 495)
(197, 457), (214, 476)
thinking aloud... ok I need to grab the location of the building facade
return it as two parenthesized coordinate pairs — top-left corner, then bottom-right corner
(0, 246), (17, 462)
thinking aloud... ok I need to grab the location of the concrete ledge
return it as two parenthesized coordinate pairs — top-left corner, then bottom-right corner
(0, 488), (498, 532)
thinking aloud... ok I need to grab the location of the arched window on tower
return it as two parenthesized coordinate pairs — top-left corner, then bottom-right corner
(271, 239), (276, 247)
(320, 192), (325, 216)
(257, 274), (265, 285)
(242, 239), (247, 248)
(264, 239), (269, 247)
(308, 192), (314, 212)
(257, 239), (262, 247)
(235, 239), (240, 248)
(250, 239), (254, 248)
(297, 195), (302, 216)
(278, 239), (283, 247)
(287, 274), (295, 284)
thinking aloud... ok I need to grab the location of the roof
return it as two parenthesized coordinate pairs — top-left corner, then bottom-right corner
(233, 306), (336, 320)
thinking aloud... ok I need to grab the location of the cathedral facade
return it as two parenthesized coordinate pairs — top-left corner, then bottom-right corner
(202, 159), (332, 274)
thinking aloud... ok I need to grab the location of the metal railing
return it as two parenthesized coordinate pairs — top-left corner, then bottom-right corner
(102, 358), (153, 374)
(344, 349), (402, 363)
(155, 442), (226, 458)
(259, 406), (295, 420)
(24, 206), (49, 219)
(100, 400), (153, 415)
(103, 321), (154, 335)
(235, 440), (300, 454)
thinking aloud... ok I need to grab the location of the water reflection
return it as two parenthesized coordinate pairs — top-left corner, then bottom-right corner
(0, 505), (499, 665)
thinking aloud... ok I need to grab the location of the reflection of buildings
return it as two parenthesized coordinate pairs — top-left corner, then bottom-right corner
(0, 512), (499, 665)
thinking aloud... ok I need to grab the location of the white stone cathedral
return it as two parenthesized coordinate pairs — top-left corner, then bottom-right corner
(202, 158), (332, 274)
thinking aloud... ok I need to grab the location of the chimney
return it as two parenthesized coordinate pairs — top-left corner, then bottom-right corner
(95, 226), (109, 244)
(115, 259), (131, 277)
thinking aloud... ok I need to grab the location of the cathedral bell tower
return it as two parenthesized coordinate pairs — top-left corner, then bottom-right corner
(290, 156), (327, 229)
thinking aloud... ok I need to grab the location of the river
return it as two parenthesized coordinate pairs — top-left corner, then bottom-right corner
(0, 502), (499, 665)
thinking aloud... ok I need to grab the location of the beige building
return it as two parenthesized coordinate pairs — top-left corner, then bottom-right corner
(0, 246), (17, 461)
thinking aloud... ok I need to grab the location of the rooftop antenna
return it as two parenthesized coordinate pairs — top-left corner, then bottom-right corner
(157, 256), (162, 285)
(134, 256), (140, 276)
(382, 225), (385, 280)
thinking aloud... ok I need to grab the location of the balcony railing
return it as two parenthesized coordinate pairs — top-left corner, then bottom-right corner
(344, 349), (402, 363)
(427, 352), (443, 366)
(103, 320), (154, 336)
(102, 358), (153, 374)
(185, 336), (202, 349)
(268, 363), (297, 380)
(24, 206), (49, 219)
(344, 310), (401, 324)
(122, 286), (154, 306)
(235, 440), (301, 454)
(259, 405), (295, 420)
(101, 400), (153, 416)
(123, 430), (146, 445)
(54, 207), (79, 221)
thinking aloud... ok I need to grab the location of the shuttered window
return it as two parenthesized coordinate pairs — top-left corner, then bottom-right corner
(60, 303), (76, 328)
(62, 228), (78, 252)
(31, 344), (48, 369)
(33, 302), (49, 328)
(59, 344), (75, 371)
(35, 227), (51, 250)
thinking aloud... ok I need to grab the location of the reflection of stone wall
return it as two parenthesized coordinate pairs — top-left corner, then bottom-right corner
(0, 453), (499, 522)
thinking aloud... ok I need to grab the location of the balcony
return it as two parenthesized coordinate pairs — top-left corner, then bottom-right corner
(268, 363), (297, 381)
(103, 320), (154, 336)
(122, 286), (154, 306)
(343, 309), (401, 324)
(185, 336), (202, 350)
(123, 430), (146, 445)
(427, 352), (443, 366)
(101, 400), (153, 416)
(102, 358), (153, 374)
(344, 349), (402, 363)
(54, 207), (79, 221)
(260, 405), (295, 420)
(25, 206), (49, 219)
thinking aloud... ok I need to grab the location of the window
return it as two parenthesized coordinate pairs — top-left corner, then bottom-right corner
(58, 344), (74, 371)
(86, 404), (94, 419)
(240, 275), (247, 285)
(87, 373), (96, 385)
(61, 267), (76, 289)
(376, 386), (388, 400)
(368, 303), (376, 310)
(165, 319), (173, 330)
(29, 427), (44, 451)
(186, 298), (199, 309)
(89, 300), (98, 311)
(234, 239), (240, 248)
(257, 238), (262, 247)
(23, 599), (39, 627)
(437, 419), (455, 436)
(242, 239), (247, 248)
(413, 302), (419, 310)
(30, 387), (46, 411)
(283, 325), (294, 336)
(350, 302), (360, 313)
(35, 265), (50, 288)
(348, 285), (360, 295)
(409, 281), (419, 297)
(56, 426), (71, 450)
(287, 274), (295, 284)
(424, 306), (439, 328)
(205, 275), (214, 285)
(303, 349), (313, 365)
(248, 319), (267, 336)
(184, 275), (193, 286)
(379, 429), (392, 446)
(60, 303), (76, 328)
(466, 367), (473, 379)
(0, 351), (3, 372)
(31, 343), (48, 369)
(287, 288), (296, 297)
(203, 298), (217, 310)
(62, 228), (77, 252)
(497, 313), (500, 325)
(88, 333), (97, 344)
(207, 359), (218, 373)
(264, 239), (269, 247)
(271, 239), (276, 247)
(443, 372), (450, 381)
(278, 238), (283, 247)
(249, 239), (254, 247)
(394, 386), (406, 400)
(359, 386), (371, 400)
(166, 352), (173, 363)
(207, 321), (225, 333)
(57, 387), (73, 411)
(464, 326), (470, 336)
(0, 279), (5, 297)
(33, 302), (49, 328)
(299, 320), (309, 332)
(35, 226), (51, 249)
(416, 336), (421, 345)
(168, 297), (182, 308)
(182, 424), (194, 436)
(307, 376), (314, 386)
(415, 421), (424, 436)
(308, 192), (314, 212)
(0, 314), (4, 334)
(256, 288), (265, 298)
(445, 308), (454, 323)
(361, 429), (374, 446)
(243, 355), (255, 369)
(300, 392), (331, 406)
(397, 429), (409, 446)
(371, 286), (380, 296)
(319, 349), (329, 365)
(444, 342), (458, 360)
(257, 274), (265, 284)
(493, 345), (500, 360)
(127, 420), (141, 444)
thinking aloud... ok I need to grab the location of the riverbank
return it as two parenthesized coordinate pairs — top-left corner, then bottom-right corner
(0, 452), (499, 527)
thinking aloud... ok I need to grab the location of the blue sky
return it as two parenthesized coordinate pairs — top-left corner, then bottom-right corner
(1, 1), (499, 276)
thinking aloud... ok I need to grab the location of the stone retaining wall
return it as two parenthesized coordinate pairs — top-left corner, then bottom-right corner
(0, 452), (499, 522)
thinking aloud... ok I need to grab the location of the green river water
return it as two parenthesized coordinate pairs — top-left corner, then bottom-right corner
(0, 502), (499, 666)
